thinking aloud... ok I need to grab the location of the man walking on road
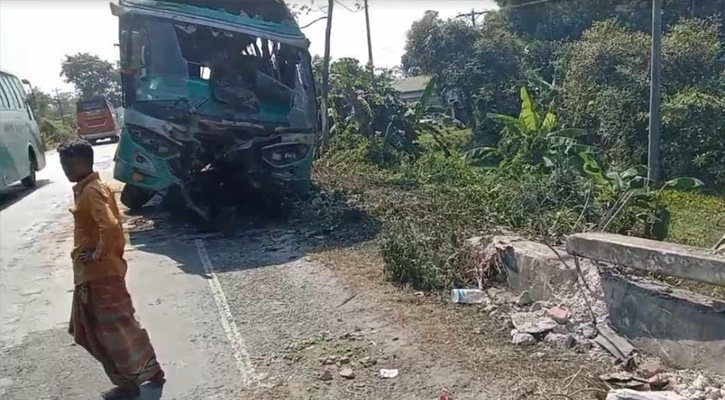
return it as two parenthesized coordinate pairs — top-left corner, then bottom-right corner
(59, 138), (165, 399)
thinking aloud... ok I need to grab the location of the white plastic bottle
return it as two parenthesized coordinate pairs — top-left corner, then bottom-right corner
(451, 289), (486, 304)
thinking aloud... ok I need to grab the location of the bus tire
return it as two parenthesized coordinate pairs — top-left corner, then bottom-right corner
(21, 151), (37, 188)
(121, 184), (154, 211)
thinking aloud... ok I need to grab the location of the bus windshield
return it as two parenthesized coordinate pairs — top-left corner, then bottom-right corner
(128, 17), (316, 130)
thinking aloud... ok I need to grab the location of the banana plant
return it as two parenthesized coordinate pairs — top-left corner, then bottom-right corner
(579, 152), (704, 238)
(465, 87), (591, 168)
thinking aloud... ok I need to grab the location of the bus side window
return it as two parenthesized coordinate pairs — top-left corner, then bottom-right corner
(0, 75), (21, 109)
(5, 76), (24, 110)
(0, 76), (11, 110)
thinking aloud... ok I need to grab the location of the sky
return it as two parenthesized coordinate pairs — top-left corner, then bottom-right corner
(0, 0), (497, 94)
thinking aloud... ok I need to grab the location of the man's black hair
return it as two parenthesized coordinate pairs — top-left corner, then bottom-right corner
(57, 138), (94, 166)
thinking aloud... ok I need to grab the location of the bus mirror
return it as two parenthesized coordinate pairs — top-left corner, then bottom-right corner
(120, 30), (129, 69)
(130, 31), (143, 69)
(20, 79), (36, 107)
(120, 30), (143, 70)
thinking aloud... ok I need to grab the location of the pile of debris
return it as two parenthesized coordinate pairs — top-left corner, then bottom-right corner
(452, 236), (725, 400)
(602, 369), (724, 399)
(456, 286), (607, 354)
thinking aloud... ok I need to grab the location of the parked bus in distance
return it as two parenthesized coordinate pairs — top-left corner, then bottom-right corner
(76, 97), (121, 145)
(0, 69), (46, 190)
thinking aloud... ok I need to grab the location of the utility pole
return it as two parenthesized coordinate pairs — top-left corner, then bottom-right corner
(54, 88), (67, 124)
(648, 0), (662, 184)
(455, 9), (491, 27)
(364, 0), (373, 67)
(320, 0), (334, 153)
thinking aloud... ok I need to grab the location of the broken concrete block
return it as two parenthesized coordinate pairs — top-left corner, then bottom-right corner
(544, 333), (567, 345)
(593, 320), (636, 361)
(601, 272), (725, 374)
(511, 311), (558, 334)
(691, 374), (709, 391)
(494, 236), (579, 301)
(512, 332), (536, 345)
(543, 332), (576, 349)
(647, 375), (669, 391)
(605, 389), (685, 400)
(639, 360), (665, 379)
(566, 232), (725, 287)
(547, 306), (571, 324)
(516, 291), (533, 306)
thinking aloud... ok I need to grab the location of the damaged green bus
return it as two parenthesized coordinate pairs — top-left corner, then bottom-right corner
(110, 0), (316, 218)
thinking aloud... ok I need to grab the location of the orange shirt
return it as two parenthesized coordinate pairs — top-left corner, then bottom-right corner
(70, 172), (128, 285)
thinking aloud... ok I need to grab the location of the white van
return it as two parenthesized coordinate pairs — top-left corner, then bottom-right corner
(0, 69), (46, 189)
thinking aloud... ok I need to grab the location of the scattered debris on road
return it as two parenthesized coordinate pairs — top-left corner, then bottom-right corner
(339, 368), (355, 379)
(511, 332), (536, 346)
(321, 369), (333, 381)
(606, 389), (685, 400)
(511, 311), (558, 335)
(380, 369), (399, 379)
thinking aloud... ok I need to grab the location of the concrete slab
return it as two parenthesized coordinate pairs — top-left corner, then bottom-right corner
(494, 236), (579, 301)
(601, 272), (725, 374)
(567, 233), (725, 287)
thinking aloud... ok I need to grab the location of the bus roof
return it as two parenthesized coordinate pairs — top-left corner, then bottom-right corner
(114, 0), (309, 48)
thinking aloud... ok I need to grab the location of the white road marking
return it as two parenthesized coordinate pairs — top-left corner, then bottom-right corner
(195, 239), (254, 386)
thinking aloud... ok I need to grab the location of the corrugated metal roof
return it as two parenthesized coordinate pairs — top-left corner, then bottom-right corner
(392, 75), (432, 94)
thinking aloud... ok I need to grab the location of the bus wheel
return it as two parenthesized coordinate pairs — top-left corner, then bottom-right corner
(121, 184), (154, 211)
(21, 153), (37, 188)
(111, 136), (120, 143)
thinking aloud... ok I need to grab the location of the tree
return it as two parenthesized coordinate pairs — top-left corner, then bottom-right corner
(561, 20), (651, 165)
(401, 12), (526, 137)
(402, 11), (477, 77)
(60, 53), (122, 105)
(493, 0), (725, 41)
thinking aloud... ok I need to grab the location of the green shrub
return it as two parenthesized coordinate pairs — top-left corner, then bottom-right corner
(40, 118), (76, 148)
(662, 89), (725, 187)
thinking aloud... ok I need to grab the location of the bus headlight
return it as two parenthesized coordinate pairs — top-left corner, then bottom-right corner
(262, 143), (309, 166)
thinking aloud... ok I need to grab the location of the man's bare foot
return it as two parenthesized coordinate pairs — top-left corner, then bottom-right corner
(147, 370), (166, 387)
(101, 385), (140, 400)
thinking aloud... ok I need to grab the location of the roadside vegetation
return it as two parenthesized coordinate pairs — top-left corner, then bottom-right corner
(313, 2), (725, 291)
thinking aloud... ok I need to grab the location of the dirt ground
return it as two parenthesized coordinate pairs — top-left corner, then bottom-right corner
(119, 192), (614, 400)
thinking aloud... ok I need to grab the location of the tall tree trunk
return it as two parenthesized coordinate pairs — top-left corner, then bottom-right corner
(364, 0), (373, 67)
(320, 0), (334, 154)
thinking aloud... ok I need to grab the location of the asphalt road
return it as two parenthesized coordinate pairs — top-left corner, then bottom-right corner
(0, 143), (242, 399)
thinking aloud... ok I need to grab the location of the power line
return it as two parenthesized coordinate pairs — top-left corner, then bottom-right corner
(333, 0), (362, 13)
(455, 0), (553, 26)
(300, 15), (328, 29)
(502, 0), (553, 10)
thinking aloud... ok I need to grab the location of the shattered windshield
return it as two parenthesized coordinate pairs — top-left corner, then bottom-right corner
(131, 17), (315, 129)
